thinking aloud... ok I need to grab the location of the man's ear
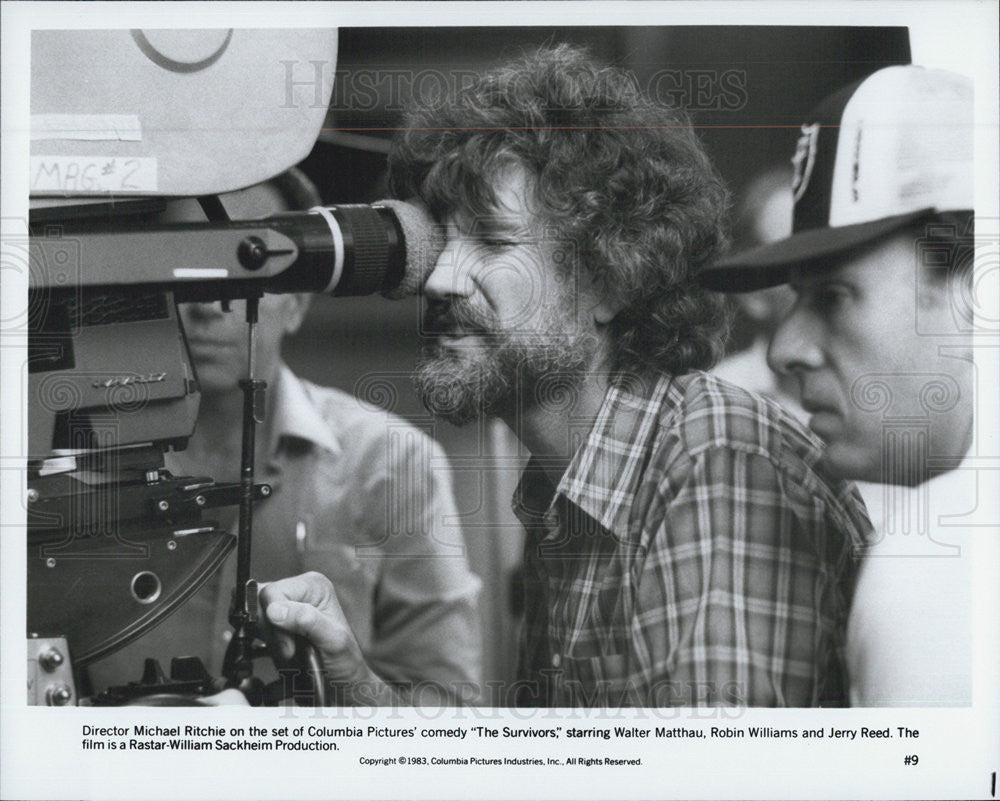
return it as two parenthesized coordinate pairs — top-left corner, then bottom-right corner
(918, 268), (973, 332)
(588, 281), (625, 326)
(944, 268), (976, 329)
(591, 297), (622, 326)
(282, 293), (314, 336)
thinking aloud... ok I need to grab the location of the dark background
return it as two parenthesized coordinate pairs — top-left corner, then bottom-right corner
(282, 26), (912, 691)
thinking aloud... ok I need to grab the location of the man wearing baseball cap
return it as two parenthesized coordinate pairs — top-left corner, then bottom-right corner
(700, 65), (978, 706)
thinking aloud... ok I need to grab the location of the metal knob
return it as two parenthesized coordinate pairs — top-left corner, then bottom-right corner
(46, 685), (73, 706)
(39, 647), (64, 673)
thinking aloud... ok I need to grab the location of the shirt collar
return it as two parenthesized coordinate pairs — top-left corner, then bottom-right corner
(513, 373), (673, 542)
(265, 364), (341, 463)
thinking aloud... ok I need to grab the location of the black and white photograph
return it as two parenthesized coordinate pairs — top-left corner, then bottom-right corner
(1, 2), (998, 799)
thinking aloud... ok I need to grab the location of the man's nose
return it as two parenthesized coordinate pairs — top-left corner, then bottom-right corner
(422, 239), (474, 301)
(178, 301), (228, 324)
(767, 306), (824, 376)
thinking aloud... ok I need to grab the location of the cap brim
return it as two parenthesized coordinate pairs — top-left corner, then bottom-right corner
(700, 208), (936, 292)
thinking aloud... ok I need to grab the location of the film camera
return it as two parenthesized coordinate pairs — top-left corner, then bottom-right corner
(25, 28), (435, 705)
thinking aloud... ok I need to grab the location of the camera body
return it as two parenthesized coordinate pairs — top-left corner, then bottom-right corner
(26, 28), (338, 704)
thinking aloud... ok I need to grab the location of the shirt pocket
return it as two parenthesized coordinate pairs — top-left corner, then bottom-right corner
(553, 559), (634, 657)
(557, 652), (638, 706)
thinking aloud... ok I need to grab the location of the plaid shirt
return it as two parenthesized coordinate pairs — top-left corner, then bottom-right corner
(513, 371), (869, 707)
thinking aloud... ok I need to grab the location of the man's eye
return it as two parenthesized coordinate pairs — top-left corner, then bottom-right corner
(476, 237), (521, 251)
(810, 286), (851, 311)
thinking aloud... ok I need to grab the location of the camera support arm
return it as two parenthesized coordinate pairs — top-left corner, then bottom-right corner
(217, 292), (326, 706)
(221, 292), (267, 701)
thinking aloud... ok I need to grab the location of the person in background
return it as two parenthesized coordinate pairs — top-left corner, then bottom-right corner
(259, 47), (870, 708)
(700, 65), (977, 705)
(85, 168), (482, 705)
(712, 166), (804, 420)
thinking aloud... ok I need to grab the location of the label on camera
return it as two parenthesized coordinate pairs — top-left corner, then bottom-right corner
(29, 156), (158, 193)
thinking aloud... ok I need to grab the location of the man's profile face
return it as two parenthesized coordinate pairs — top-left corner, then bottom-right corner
(767, 232), (972, 485)
(179, 295), (305, 394)
(413, 164), (599, 425)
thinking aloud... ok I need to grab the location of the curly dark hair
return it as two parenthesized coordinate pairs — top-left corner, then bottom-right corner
(389, 44), (731, 376)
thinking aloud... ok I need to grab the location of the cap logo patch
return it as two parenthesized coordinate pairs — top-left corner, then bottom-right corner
(791, 122), (820, 203)
(851, 127), (863, 202)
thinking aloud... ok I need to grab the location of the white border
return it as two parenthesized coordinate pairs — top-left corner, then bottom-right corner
(3, 3), (998, 800)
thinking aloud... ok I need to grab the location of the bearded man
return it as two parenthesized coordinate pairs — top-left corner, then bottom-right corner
(259, 46), (871, 707)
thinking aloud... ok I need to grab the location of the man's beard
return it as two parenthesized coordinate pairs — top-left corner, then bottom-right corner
(413, 298), (598, 426)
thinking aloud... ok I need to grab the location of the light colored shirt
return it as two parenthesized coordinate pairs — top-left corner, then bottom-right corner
(513, 371), (870, 707)
(87, 366), (482, 701)
(847, 455), (976, 706)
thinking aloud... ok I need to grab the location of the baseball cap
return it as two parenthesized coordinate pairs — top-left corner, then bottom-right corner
(700, 65), (974, 292)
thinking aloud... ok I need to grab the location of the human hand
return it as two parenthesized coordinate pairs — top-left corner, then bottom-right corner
(259, 572), (387, 705)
